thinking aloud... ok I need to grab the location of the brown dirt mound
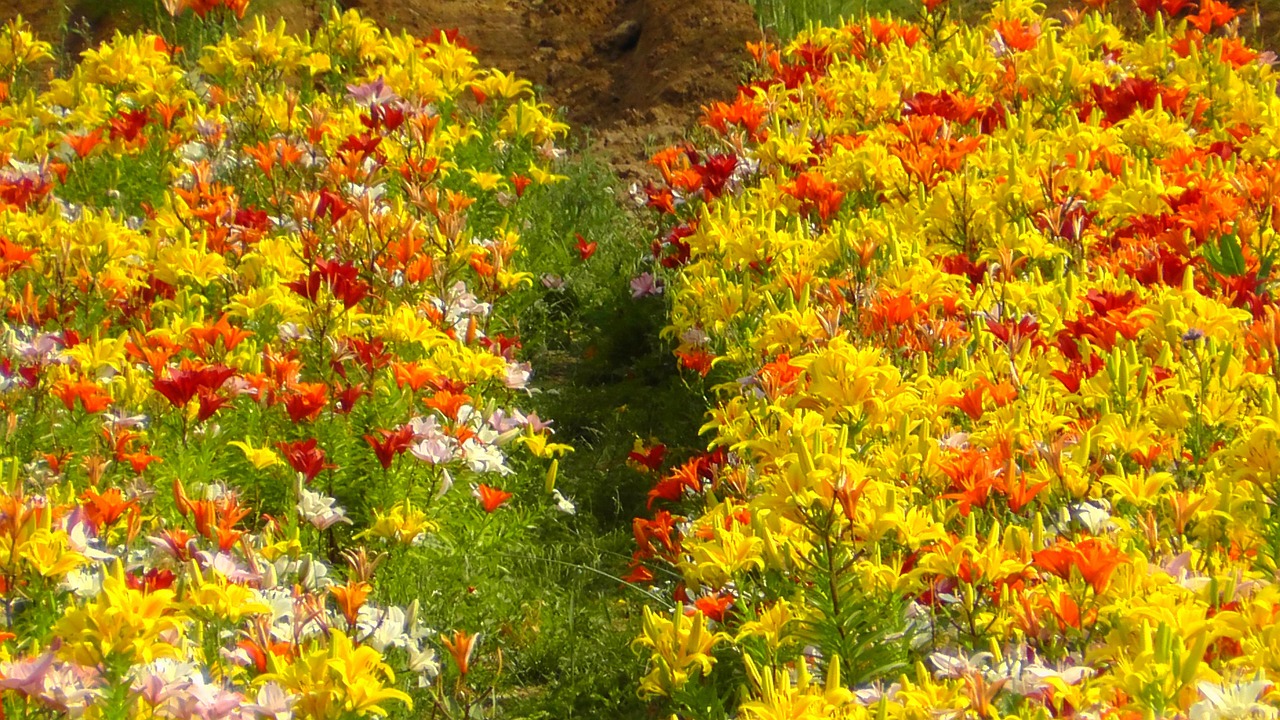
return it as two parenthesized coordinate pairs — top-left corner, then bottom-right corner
(345, 0), (762, 179)
(2, 0), (761, 180)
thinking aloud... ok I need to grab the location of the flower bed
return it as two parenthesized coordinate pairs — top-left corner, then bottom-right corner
(632, 0), (1280, 717)
(0, 7), (574, 717)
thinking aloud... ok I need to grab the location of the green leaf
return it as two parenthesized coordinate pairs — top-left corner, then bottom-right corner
(1204, 233), (1246, 276)
(794, 542), (913, 686)
(1259, 248), (1277, 281)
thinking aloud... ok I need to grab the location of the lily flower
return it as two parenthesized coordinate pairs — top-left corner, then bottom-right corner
(1190, 674), (1277, 720)
(297, 487), (351, 530)
(0, 653), (55, 696)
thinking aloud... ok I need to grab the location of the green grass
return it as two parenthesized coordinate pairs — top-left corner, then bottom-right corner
(357, 144), (706, 718)
(750, 0), (919, 38)
(496, 146), (709, 718)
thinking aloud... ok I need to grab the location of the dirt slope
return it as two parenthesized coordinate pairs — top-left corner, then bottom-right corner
(346, 0), (761, 178)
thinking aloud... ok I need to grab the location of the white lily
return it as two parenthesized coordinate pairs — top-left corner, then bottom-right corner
(1190, 674), (1277, 720)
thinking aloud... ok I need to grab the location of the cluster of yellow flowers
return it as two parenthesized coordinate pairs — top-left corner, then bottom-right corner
(631, 0), (1280, 718)
(0, 7), (571, 718)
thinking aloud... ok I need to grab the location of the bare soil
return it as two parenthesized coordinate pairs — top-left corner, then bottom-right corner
(1, 0), (762, 180)
(344, 0), (762, 179)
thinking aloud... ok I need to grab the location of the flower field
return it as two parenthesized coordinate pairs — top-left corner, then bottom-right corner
(630, 0), (1280, 717)
(0, 5), (603, 717)
(4, 0), (1280, 717)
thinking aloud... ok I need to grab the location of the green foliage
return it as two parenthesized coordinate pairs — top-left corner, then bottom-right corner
(485, 150), (709, 717)
(510, 152), (710, 525)
(58, 143), (174, 217)
(363, 148), (705, 717)
(795, 541), (913, 686)
(370, 500), (645, 717)
(750, 0), (915, 38)
(1203, 233), (1247, 277)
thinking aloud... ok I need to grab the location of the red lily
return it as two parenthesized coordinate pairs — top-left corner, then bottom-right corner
(277, 438), (334, 483)
(628, 443), (667, 472)
(283, 383), (327, 423)
(475, 484), (513, 513)
(334, 384), (367, 414)
(152, 364), (235, 408)
(364, 426), (415, 470)
(575, 234), (598, 261)
(196, 388), (230, 422)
